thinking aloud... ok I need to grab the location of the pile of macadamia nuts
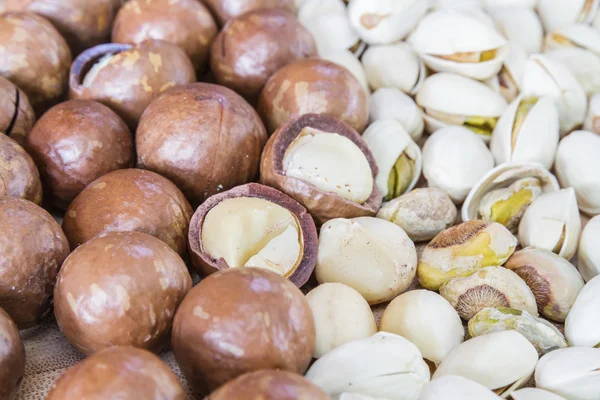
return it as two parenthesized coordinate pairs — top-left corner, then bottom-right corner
(1, 0), (600, 399)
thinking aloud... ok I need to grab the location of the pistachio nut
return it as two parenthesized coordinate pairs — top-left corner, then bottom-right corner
(419, 376), (503, 400)
(521, 54), (587, 136)
(482, 0), (538, 9)
(462, 163), (560, 231)
(584, 93), (600, 134)
(422, 126), (495, 204)
(468, 307), (568, 355)
(429, 0), (482, 10)
(496, 44), (527, 103)
(377, 188), (457, 242)
(380, 290), (464, 365)
(369, 88), (425, 141)
(433, 330), (539, 397)
(347, 0), (429, 45)
(535, 347), (600, 400)
(418, 220), (517, 291)
(321, 50), (370, 95)
(305, 332), (430, 400)
(565, 275), (600, 348)
(490, 95), (559, 170)
(555, 130), (600, 216)
(416, 73), (508, 139)
(306, 283), (377, 358)
(316, 217), (417, 305)
(544, 23), (600, 55)
(362, 120), (422, 201)
(490, 7), (543, 55)
(511, 388), (567, 400)
(578, 215), (600, 282)
(440, 266), (538, 320)
(362, 42), (425, 95)
(538, 0), (600, 32)
(505, 247), (584, 322)
(336, 394), (379, 400)
(545, 48), (600, 96)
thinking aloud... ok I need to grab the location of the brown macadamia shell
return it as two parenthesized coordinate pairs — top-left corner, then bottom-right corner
(136, 83), (267, 207)
(25, 99), (134, 209)
(172, 268), (315, 396)
(261, 113), (382, 225)
(46, 346), (186, 400)
(0, 12), (72, 112)
(203, 0), (296, 26)
(0, 134), (43, 205)
(69, 41), (196, 128)
(210, 9), (316, 100)
(0, 196), (69, 329)
(187, 183), (317, 287)
(206, 370), (330, 400)
(0, 308), (25, 400)
(112, 0), (218, 73)
(62, 168), (193, 257)
(54, 231), (192, 355)
(257, 58), (369, 134)
(0, 77), (35, 145)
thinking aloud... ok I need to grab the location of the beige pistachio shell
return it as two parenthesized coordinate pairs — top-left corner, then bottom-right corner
(362, 42), (424, 95)
(483, 0), (538, 9)
(545, 48), (600, 96)
(578, 215), (600, 282)
(419, 375), (503, 400)
(545, 23), (600, 55)
(511, 388), (567, 400)
(497, 43), (527, 103)
(565, 275), (600, 348)
(369, 88), (424, 141)
(490, 7), (543, 55)
(584, 93), (600, 134)
(538, 0), (600, 32)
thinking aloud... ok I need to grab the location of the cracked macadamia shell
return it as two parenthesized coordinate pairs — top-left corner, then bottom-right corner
(0, 77), (35, 145)
(69, 41), (196, 128)
(136, 83), (267, 207)
(25, 100), (133, 209)
(316, 217), (417, 305)
(203, 0), (296, 26)
(0, 12), (72, 112)
(0, 196), (69, 329)
(0, 308), (25, 400)
(112, 0), (217, 73)
(46, 346), (186, 400)
(187, 183), (317, 287)
(211, 9), (316, 100)
(171, 268), (315, 396)
(62, 169), (193, 258)
(54, 231), (191, 355)
(0, 134), (42, 205)
(257, 59), (369, 134)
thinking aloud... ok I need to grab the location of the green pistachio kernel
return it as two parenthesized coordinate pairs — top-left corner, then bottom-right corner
(512, 97), (539, 149)
(464, 116), (498, 136)
(386, 153), (415, 201)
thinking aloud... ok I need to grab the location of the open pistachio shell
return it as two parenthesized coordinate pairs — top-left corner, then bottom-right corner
(511, 388), (567, 400)
(419, 376), (503, 400)
(584, 93), (600, 134)
(490, 7), (543, 55)
(497, 44), (527, 103)
(483, 0), (538, 8)
(545, 23), (600, 55)
(429, 0), (482, 10)
(538, 0), (600, 32)
(578, 215), (600, 282)
(565, 275), (600, 348)
(545, 48), (600, 96)
(369, 88), (424, 141)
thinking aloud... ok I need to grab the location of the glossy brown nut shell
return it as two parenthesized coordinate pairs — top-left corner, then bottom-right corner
(136, 83), (267, 207)
(0, 134), (42, 205)
(172, 268), (315, 396)
(0, 197), (69, 329)
(1, 0), (116, 55)
(112, 0), (218, 73)
(46, 346), (186, 400)
(203, 0), (295, 26)
(261, 113), (382, 225)
(210, 9), (316, 100)
(188, 183), (317, 287)
(69, 41), (196, 129)
(0, 308), (25, 400)
(0, 77), (35, 145)
(62, 168), (193, 257)
(0, 12), (72, 112)
(206, 370), (330, 400)
(25, 99), (133, 209)
(54, 231), (192, 355)
(257, 58), (369, 134)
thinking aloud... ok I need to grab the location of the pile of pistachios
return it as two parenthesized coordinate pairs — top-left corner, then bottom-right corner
(300, 0), (600, 399)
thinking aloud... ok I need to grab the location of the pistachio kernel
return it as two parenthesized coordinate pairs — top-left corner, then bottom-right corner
(464, 116), (498, 136)
(386, 153), (415, 201)
(438, 49), (498, 63)
(512, 97), (539, 149)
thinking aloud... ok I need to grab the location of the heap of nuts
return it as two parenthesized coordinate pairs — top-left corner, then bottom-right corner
(1, 0), (600, 399)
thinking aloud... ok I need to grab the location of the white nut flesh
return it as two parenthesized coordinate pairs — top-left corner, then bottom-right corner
(283, 127), (374, 204)
(369, 88), (424, 141)
(578, 215), (600, 282)
(362, 42), (424, 95)
(565, 275), (600, 348)
(419, 376), (503, 400)
(201, 197), (302, 277)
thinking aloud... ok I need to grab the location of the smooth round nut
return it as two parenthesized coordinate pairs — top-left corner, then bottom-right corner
(62, 169), (193, 258)
(172, 268), (315, 395)
(203, 0), (296, 25)
(0, 308), (25, 400)
(0, 76), (35, 145)
(0, 133), (42, 205)
(46, 346), (186, 400)
(0, 196), (69, 329)
(25, 100), (133, 209)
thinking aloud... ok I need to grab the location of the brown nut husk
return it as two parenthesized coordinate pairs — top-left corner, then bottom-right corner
(0, 196), (69, 329)
(188, 183), (317, 287)
(54, 231), (192, 355)
(260, 113), (382, 225)
(46, 346), (186, 400)
(25, 99), (133, 209)
(62, 168), (193, 258)
(69, 41), (196, 128)
(210, 9), (316, 100)
(203, 0), (296, 26)
(172, 268), (315, 396)
(136, 83), (267, 207)
(257, 59), (369, 134)
(0, 12), (72, 112)
(0, 308), (25, 400)
(0, 76), (35, 145)
(112, 0), (218, 73)
(0, 133), (42, 205)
